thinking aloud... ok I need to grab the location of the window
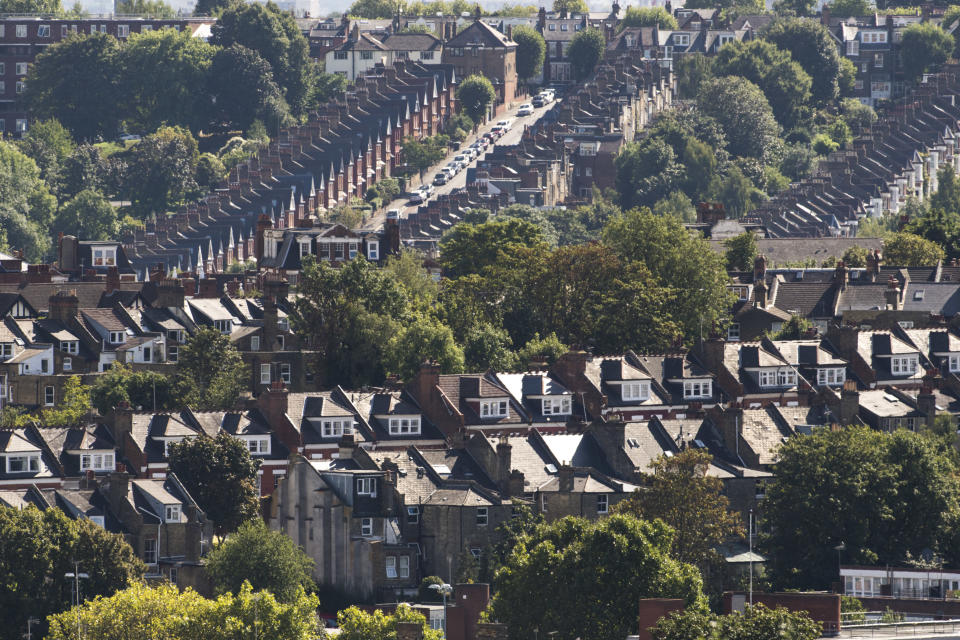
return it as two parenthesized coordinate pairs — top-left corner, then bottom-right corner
(949, 355), (960, 373)
(6, 454), (40, 472)
(299, 241), (311, 257)
(118, 24), (129, 37)
(93, 247), (116, 266)
(891, 356), (918, 376)
(164, 504), (181, 523)
(776, 369), (797, 386)
(541, 493), (548, 512)
(88, 515), (105, 527)
(421, 51), (434, 60)
(622, 381), (649, 402)
(874, 53), (884, 68)
(247, 437), (270, 455)
(470, 547), (482, 558)
(260, 364), (271, 384)
(389, 416), (421, 435)
(15, 24), (26, 37)
(479, 399), (508, 418)
(597, 494), (608, 514)
(541, 396), (571, 415)
(360, 50), (373, 60)
(727, 323), (740, 341)
(584, 167), (592, 177)
(846, 40), (859, 55)
(334, 51), (348, 60)
(407, 506), (420, 524)
(40, 359), (48, 373)
(349, 242), (358, 259)
(476, 506), (488, 526)
(61, 340), (78, 354)
(15, 119), (26, 134)
(863, 31), (887, 43)
(399, 555), (409, 578)
(334, 243), (344, 259)
(471, 46), (478, 56)
(817, 367), (845, 386)
(80, 452), (114, 471)
(15, 81), (24, 94)
(674, 33), (689, 46)
(367, 240), (379, 260)
(37, 24), (49, 37)
(386, 556), (397, 578)
(63, 357), (72, 372)
(361, 517), (373, 536)
(169, 567), (178, 585)
(214, 319), (232, 334)
(167, 345), (178, 362)
(277, 335), (285, 350)
(44, 385), (54, 406)
(250, 335), (260, 351)
(106, 330), (126, 345)
(144, 538), (158, 564)
(321, 419), (353, 437)
(278, 362), (291, 384)
(0, 343), (12, 359)
(683, 380), (711, 399)
(357, 477), (377, 497)
(560, 23), (568, 30)
(548, 23), (556, 30)
(0, 81), (5, 94)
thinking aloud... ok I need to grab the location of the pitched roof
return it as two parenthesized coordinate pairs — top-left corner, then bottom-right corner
(445, 19), (516, 48)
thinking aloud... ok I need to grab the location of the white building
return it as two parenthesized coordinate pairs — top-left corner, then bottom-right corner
(841, 566), (960, 599)
(325, 27), (443, 81)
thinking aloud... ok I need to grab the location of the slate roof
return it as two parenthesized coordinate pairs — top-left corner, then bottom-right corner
(381, 33), (442, 51)
(901, 283), (960, 314)
(445, 19), (516, 48)
(423, 486), (495, 507)
(770, 340), (846, 366)
(739, 407), (793, 466)
(773, 282), (837, 317)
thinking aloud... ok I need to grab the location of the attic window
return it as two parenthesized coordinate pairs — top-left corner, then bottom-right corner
(622, 382), (650, 402)
(914, 290), (925, 300)
(93, 247), (116, 266)
(357, 477), (377, 497)
(164, 504), (181, 523)
(109, 331), (125, 344)
(389, 417), (421, 435)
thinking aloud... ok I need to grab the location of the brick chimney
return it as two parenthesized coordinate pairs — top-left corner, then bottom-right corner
(155, 279), (185, 308)
(105, 266), (120, 294)
(558, 464), (575, 492)
(197, 278), (219, 298)
(834, 260), (848, 290)
(107, 470), (130, 512)
(753, 254), (767, 282)
(496, 437), (512, 495)
(885, 276), (901, 310)
(414, 360), (441, 407)
(754, 279), (768, 308)
(866, 249), (881, 282)
(917, 371), (937, 419)
(839, 379), (860, 425)
(255, 214), (273, 262)
(48, 290), (79, 325)
(338, 432), (356, 459)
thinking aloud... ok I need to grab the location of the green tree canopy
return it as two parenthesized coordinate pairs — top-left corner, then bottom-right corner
(675, 53), (714, 99)
(89, 363), (180, 414)
(883, 232), (946, 266)
(763, 18), (842, 105)
(456, 74), (496, 123)
(204, 519), (315, 602)
(725, 231), (758, 271)
(38, 375), (91, 427)
(829, 0), (870, 17)
(208, 44), (292, 132)
(0, 0), (61, 11)
(621, 6), (678, 28)
(46, 581), (320, 640)
(0, 141), (56, 261)
(439, 218), (545, 278)
(15, 118), (75, 192)
(652, 604), (822, 640)
(697, 77), (782, 163)
(901, 22), (953, 81)
(614, 138), (686, 211)
(385, 315), (465, 379)
(347, 0), (395, 17)
(403, 135), (448, 179)
(55, 189), (119, 241)
(121, 126), (200, 217)
(58, 143), (109, 200)
(115, 0), (175, 15)
(168, 432), (260, 536)
(489, 514), (706, 640)
(175, 326), (248, 410)
(194, 0), (240, 15)
(338, 603), (443, 640)
(511, 25), (546, 81)
(762, 426), (960, 589)
(567, 28), (605, 81)
(0, 505), (144, 639)
(25, 33), (122, 140)
(552, 0), (587, 14)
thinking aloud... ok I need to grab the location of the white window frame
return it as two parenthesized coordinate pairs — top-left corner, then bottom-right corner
(480, 399), (508, 418)
(117, 24), (129, 37)
(727, 323), (740, 341)
(250, 335), (260, 351)
(0, 343), (13, 358)
(37, 24), (49, 37)
(321, 419), (353, 437)
(361, 517), (373, 536)
(280, 362), (291, 384)
(6, 453), (40, 472)
(357, 477), (377, 497)
(683, 380), (711, 399)
(541, 396), (571, 415)
(109, 331), (125, 344)
(949, 355), (960, 373)
(388, 416), (421, 435)
(399, 555), (409, 578)
(476, 506), (488, 526)
(386, 555), (397, 578)
(621, 381), (649, 402)
(93, 247), (116, 266)
(817, 367), (845, 386)
(15, 24), (26, 37)
(597, 494), (608, 514)
(367, 240), (379, 260)
(44, 385), (54, 406)
(144, 538), (158, 564)
(407, 506), (420, 524)
(63, 357), (72, 372)
(891, 356), (918, 376)
(246, 437), (270, 455)
(80, 452), (114, 471)
(164, 504), (181, 523)
(260, 364), (271, 384)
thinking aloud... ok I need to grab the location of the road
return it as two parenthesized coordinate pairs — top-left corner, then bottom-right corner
(360, 99), (550, 231)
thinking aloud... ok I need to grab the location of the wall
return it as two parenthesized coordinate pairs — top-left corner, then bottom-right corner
(723, 592), (841, 633)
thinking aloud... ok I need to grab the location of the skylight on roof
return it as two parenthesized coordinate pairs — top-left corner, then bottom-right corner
(545, 463), (558, 473)
(914, 290), (925, 300)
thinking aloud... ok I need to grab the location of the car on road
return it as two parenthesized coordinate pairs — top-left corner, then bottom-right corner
(409, 190), (424, 204)
(419, 184), (433, 197)
(517, 103), (534, 116)
(433, 172), (449, 186)
(453, 154), (469, 166)
(532, 95), (545, 108)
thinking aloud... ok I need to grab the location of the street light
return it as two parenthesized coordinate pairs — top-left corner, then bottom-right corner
(65, 561), (89, 640)
(834, 542), (847, 591)
(429, 582), (453, 638)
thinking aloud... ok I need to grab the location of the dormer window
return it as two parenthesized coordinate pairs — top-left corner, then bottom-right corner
(622, 381), (650, 402)
(322, 419), (353, 437)
(388, 416), (421, 435)
(93, 247), (116, 266)
(0, 343), (12, 359)
(891, 356), (918, 376)
(6, 453), (40, 472)
(949, 355), (960, 373)
(817, 368), (845, 386)
(109, 331), (125, 344)
(357, 477), (377, 497)
(214, 320), (232, 335)
(480, 400), (508, 418)
(683, 381), (711, 399)
(759, 369), (796, 388)
(80, 452), (114, 471)
(60, 340), (78, 354)
(245, 437), (270, 455)
(542, 396), (571, 415)
(164, 504), (181, 523)
(299, 241), (311, 257)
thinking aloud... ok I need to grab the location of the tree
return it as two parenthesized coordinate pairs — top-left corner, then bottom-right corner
(621, 6), (678, 28)
(552, 0), (587, 14)
(697, 77), (782, 163)
(365, 176), (401, 210)
(780, 143), (817, 181)
(385, 315), (465, 379)
(403, 135), (448, 180)
(842, 245), (870, 268)
(444, 112), (475, 142)
(205, 519), (314, 602)
(168, 432), (260, 536)
(46, 582), (321, 640)
(489, 514), (706, 640)
(0, 505), (144, 639)
(196, 153), (227, 190)
(901, 23), (953, 82)
(0, 0), (61, 10)
(463, 322), (519, 371)
(55, 190), (118, 241)
(16, 119), (75, 191)
(512, 25), (546, 81)
(652, 604), (821, 640)
(712, 165), (764, 218)
(713, 39), (813, 129)
(211, 2), (314, 116)
(839, 98), (877, 136)
(567, 28), (605, 81)
(194, 0), (239, 15)
(764, 18), (842, 105)
(338, 603), (443, 640)
(724, 232), (758, 271)
(25, 33), (122, 140)
(614, 450), (742, 569)
(602, 208), (734, 343)
(0, 141), (56, 261)
(207, 44), (292, 132)
(34, 375), (91, 427)
(347, 0), (395, 17)
(115, 0), (175, 15)
(614, 138), (686, 210)
(175, 326), (248, 410)
(882, 232), (946, 266)
(89, 363), (180, 414)
(773, 0), (815, 16)
(675, 53), (713, 100)
(517, 333), (568, 367)
(122, 126), (199, 217)
(456, 74), (496, 123)
(58, 143), (109, 200)
(829, 0), (870, 17)
(769, 314), (812, 339)
(439, 218), (545, 278)
(762, 426), (960, 589)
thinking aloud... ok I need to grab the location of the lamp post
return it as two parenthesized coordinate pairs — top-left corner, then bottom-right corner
(429, 582), (453, 638)
(64, 561), (89, 640)
(834, 542), (847, 592)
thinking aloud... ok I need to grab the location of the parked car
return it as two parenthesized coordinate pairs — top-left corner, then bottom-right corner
(419, 184), (433, 197)
(517, 103), (533, 116)
(454, 154), (469, 166)
(532, 95), (545, 108)
(409, 190), (424, 204)
(496, 119), (514, 131)
(433, 172), (449, 186)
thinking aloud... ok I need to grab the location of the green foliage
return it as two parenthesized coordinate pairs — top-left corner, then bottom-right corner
(208, 44), (293, 133)
(168, 432), (260, 536)
(338, 603), (443, 640)
(762, 426), (960, 589)
(764, 18), (842, 105)
(16, 119), (75, 192)
(175, 326), (248, 410)
(780, 143), (817, 181)
(615, 138), (686, 211)
(842, 245), (870, 268)
(675, 53), (714, 100)
(440, 218), (545, 279)
(883, 232), (946, 266)
(839, 56), (858, 96)
(35, 375), (91, 427)
(567, 28), (605, 81)
(553, 0), (587, 14)
(462, 322), (518, 372)
(621, 6), (678, 28)
(512, 25), (546, 81)
(365, 176), (401, 209)
(0, 0), (61, 10)
(652, 604), (822, 640)
(196, 152), (227, 190)
(0, 505), (144, 639)
(403, 135), (449, 179)
(115, 0), (175, 15)
(842, 595), (867, 624)
(193, 0), (238, 14)
(653, 190), (697, 222)
(0, 141), (56, 261)
(121, 126), (200, 217)
(386, 315), (465, 379)
(89, 363), (179, 414)
(347, 0), (395, 18)
(444, 112), (475, 142)
(205, 519), (315, 602)
(840, 98), (877, 135)
(55, 189), (118, 241)
(725, 232), (758, 271)
(828, 0), (870, 16)
(697, 77), (782, 163)
(46, 581), (321, 640)
(812, 133), (839, 155)
(456, 74), (496, 123)
(614, 450), (743, 568)
(710, 165), (765, 217)
(516, 332), (568, 368)
(901, 22), (953, 81)
(490, 514), (706, 640)
(769, 315), (812, 339)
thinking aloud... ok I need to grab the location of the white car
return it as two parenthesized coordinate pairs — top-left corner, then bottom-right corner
(454, 154), (469, 165)
(517, 103), (533, 116)
(409, 190), (424, 204)
(496, 119), (514, 131)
